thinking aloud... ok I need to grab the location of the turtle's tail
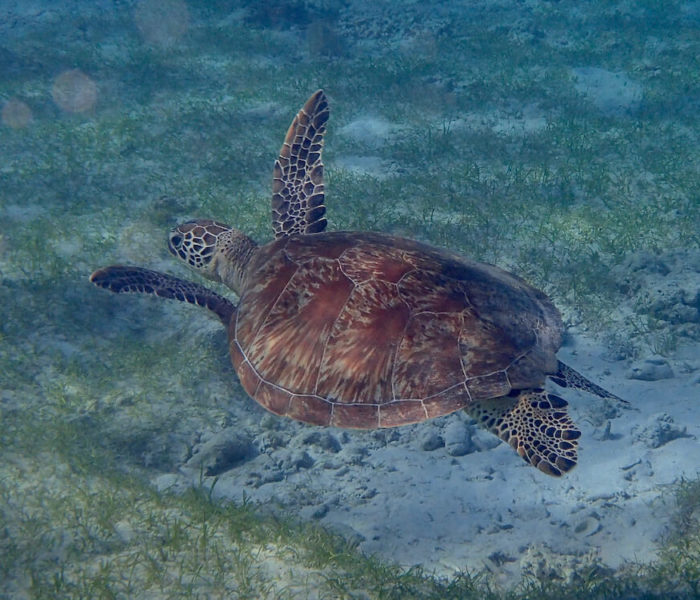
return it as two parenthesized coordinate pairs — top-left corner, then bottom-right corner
(90, 265), (235, 325)
(551, 361), (628, 404)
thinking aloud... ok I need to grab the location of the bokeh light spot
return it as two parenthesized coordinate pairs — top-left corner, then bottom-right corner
(2, 98), (33, 129)
(51, 69), (98, 113)
(134, 0), (189, 48)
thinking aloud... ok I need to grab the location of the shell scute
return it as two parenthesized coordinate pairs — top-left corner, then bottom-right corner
(237, 244), (297, 348)
(285, 233), (351, 261)
(393, 312), (464, 399)
(397, 270), (469, 313)
(316, 279), (410, 404)
(459, 316), (523, 378)
(247, 257), (353, 395)
(339, 244), (414, 284)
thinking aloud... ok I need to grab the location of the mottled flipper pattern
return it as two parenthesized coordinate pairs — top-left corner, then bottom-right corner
(272, 89), (329, 238)
(552, 361), (626, 403)
(90, 266), (235, 325)
(466, 390), (581, 477)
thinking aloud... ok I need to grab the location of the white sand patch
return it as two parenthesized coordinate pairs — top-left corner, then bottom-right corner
(451, 103), (549, 137)
(571, 67), (643, 116)
(338, 115), (400, 148)
(334, 155), (393, 178)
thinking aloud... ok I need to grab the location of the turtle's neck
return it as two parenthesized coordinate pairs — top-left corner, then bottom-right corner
(212, 229), (258, 295)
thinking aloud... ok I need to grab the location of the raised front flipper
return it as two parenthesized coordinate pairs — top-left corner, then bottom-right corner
(90, 265), (235, 325)
(466, 390), (581, 477)
(271, 89), (329, 238)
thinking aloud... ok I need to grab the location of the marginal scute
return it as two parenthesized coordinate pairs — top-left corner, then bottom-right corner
(287, 394), (332, 426)
(379, 400), (427, 428)
(465, 370), (511, 398)
(506, 349), (554, 389)
(423, 384), (472, 419)
(331, 402), (379, 429)
(229, 334), (245, 372)
(255, 380), (292, 417)
(235, 355), (261, 400)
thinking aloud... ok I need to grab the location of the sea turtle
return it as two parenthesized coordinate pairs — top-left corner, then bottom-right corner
(91, 90), (624, 477)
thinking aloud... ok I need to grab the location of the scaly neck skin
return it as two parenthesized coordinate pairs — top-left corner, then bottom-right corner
(210, 230), (258, 295)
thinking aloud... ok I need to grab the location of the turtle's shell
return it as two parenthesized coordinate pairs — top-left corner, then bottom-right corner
(228, 231), (562, 429)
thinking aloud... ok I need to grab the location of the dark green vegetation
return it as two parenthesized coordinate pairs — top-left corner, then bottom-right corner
(1, 0), (698, 597)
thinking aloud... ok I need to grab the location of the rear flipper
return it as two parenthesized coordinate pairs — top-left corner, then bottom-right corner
(552, 361), (627, 404)
(90, 265), (235, 325)
(466, 390), (581, 477)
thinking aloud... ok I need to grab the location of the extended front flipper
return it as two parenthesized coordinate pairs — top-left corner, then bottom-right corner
(90, 265), (235, 325)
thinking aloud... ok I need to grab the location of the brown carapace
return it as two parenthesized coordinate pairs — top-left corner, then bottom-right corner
(91, 90), (625, 477)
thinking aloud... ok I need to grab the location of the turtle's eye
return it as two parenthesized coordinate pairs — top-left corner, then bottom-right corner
(168, 234), (183, 257)
(168, 234), (182, 256)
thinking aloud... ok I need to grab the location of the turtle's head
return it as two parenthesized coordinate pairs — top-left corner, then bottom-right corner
(168, 219), (257, 294)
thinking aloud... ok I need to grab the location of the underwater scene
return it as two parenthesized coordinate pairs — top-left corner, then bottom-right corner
(1, 0), (699, 598)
